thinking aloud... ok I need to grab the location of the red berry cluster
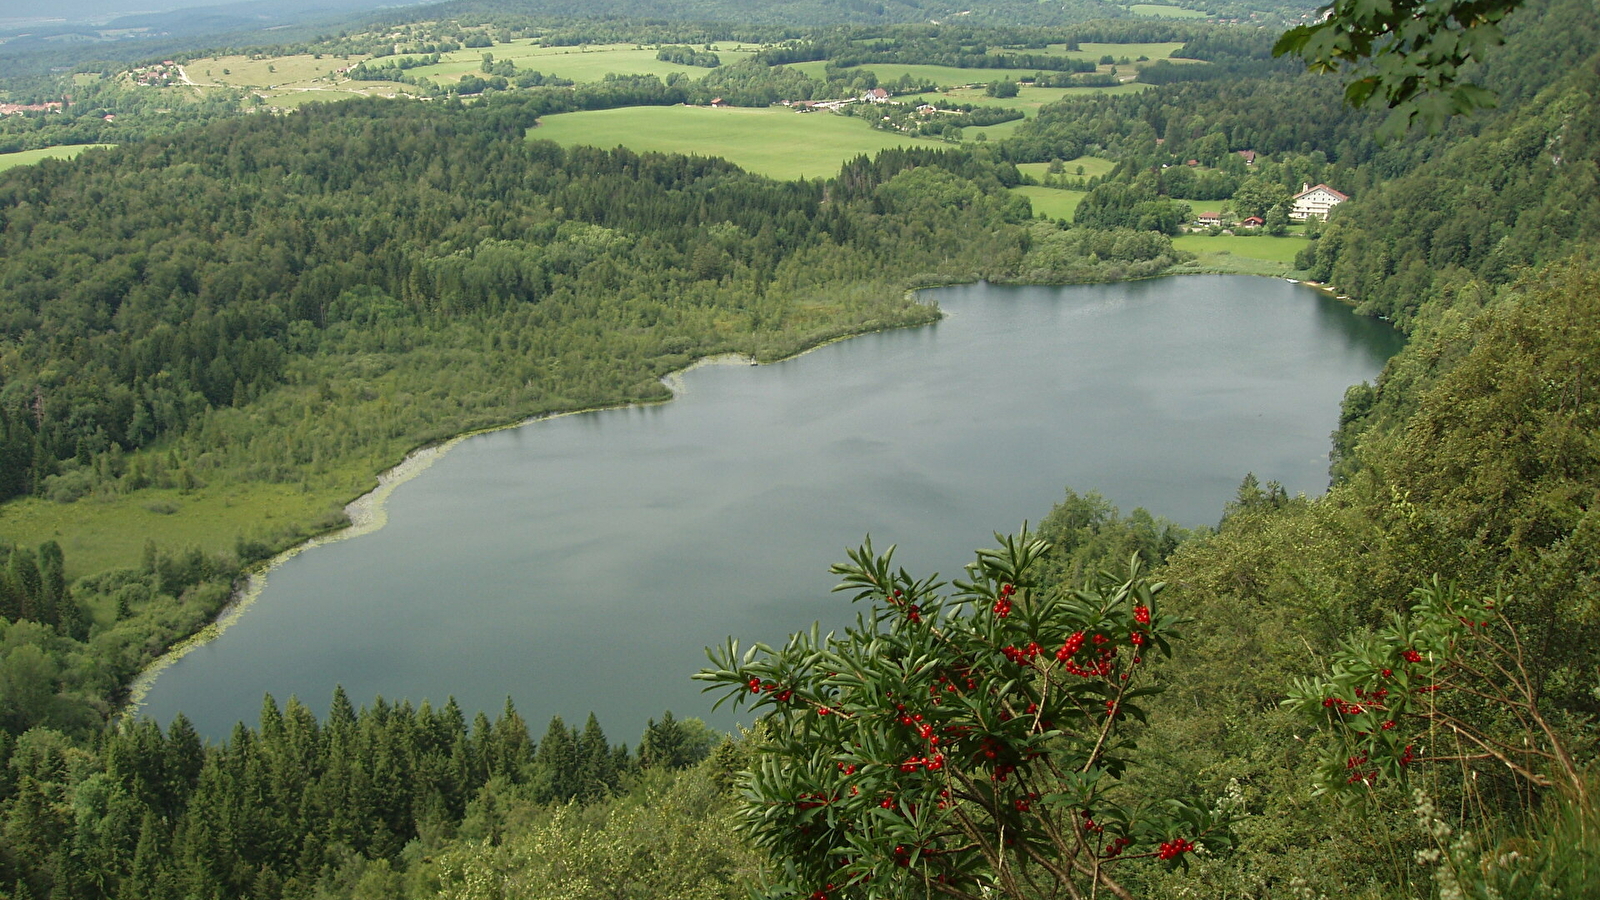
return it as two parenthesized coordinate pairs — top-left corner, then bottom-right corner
(747, 678), (796, 702)
(1402, 649), (1423, 663)
(1079, 810), (1104, 834)
(1001, 642), (1044, 664)
(1102, 836), (1133, 858)
(993, 583), (1016, 617)
(1344, 751), (1377, 785)
(899, 752), (945, 772)
(1133, 605), (1151, 625)
(796, 791), (837, 810)
(1056, 631), (1118, 677)
(1157, 838), (1194, 860)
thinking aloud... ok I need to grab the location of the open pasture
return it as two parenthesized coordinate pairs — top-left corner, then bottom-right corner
(406, 40), (758, 84)
(0, 144), (114, 171)
(189, 53), (347, 89)
(1016, 157), (1117, 180)
(1010, 186), (1088, 221)
(529, 105), (942, 180)
(935, 82), (1147, 115)
(1172, 233), (1310, 275)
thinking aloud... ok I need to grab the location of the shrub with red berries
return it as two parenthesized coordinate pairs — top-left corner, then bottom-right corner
(699, 529), (1234, 900)
(1286, 579), (1586, 801)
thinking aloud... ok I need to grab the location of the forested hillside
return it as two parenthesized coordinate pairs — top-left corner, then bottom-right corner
(1, 0), (1598, 897)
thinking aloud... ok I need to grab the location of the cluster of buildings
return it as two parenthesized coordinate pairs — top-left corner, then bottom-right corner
(1195, 183), (1349, 230)
(0, 101), (63, 115)
(131, 61), (181, 87)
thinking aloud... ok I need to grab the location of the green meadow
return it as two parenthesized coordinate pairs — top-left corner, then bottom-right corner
(0, 481), (355, 580)
(406, 40), (759, 85)
(191, 53), (346, 89)
(1169, 232), (1311, 276)
(0, 144), (114, 170)
(529, 105), (943, 180)
(1009, 186), (1088, 220)
(1016, 157), (1118, 180)
(933, 82), (1149, 115)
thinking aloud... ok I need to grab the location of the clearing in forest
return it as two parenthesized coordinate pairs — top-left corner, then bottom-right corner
(529, 105), (943, 180)
(0, 144), (115, 171)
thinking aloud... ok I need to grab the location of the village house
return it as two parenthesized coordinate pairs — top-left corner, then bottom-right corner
(1197, 211), (1222, 226)
(1290, 183), (1348, 221)
(1241, 216), (1265, 227)
(863, 87), (891, 102)
(0, 101), (64, 115)
(1237, 149), (1257, 165)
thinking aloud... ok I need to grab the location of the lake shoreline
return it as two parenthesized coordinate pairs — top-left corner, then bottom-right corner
(115, 312), (943, 724)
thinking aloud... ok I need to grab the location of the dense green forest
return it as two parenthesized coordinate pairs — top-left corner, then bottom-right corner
(2, 0), (1598, 896)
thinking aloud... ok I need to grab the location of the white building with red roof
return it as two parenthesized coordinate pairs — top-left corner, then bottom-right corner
(1290, 183), (1348, 221)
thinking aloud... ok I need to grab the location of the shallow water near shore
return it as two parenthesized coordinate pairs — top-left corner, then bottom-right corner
(136, 276), (1402, 739)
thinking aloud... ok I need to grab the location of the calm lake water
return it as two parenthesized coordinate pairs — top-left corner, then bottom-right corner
(138, 276), (1402, 739)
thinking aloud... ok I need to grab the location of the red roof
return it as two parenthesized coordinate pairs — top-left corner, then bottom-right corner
(1292, 183), (1349, 201)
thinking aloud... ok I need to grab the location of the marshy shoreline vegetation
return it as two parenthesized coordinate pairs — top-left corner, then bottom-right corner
(2, 0), (1599, 896)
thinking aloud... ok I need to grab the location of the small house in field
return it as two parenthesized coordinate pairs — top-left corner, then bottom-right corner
(864, 87), (891, 102)
(709, 97), (728, 108)
(1237, 149), (1257, 165)
(1290, 183), (1348, 221)
(1197, 211), (1222, 226)
(1241, 216), (1264, 227)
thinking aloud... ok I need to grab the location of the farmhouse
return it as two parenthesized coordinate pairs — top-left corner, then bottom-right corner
(1290, 183), (1348, 221)
(1237, 149), (1257, 165)
(1197, 211), (1222, 226)
(1241, 216), (1264, 227)
(863, 87), (891, 102)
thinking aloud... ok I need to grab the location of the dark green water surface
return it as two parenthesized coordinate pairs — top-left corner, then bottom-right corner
(138, 277), (1402, 737)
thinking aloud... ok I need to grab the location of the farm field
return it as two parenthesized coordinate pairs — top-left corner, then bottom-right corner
(529, 105), (942, 180)
(0, 144), (114, 170)
(188, 53), (349, 89)
(406, 40), (759, 84)
(1010, 186), (1088, 220)
(266, 89), (376, 108)
(1171, 233), (1310, 275)
(1016, 157), (1117, 180)
(932, 83), (1147, 116)
(1128, 5), (1209, 18)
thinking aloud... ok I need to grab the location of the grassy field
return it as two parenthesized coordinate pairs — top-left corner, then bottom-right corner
(1010, 186), (1088, 221)
(0, 144), (115, 171)
(406, 40), (758, 85)
(265, 89), (378, 107)
(1170, 233), (1311, 276)
(1128, 5), (1209, 19)
(1016, 157), (1117, 180)
(530, 105), (945, 180)
(189, 53), (348, 89)
(0, 481), (352, 580)
(930, 82), (1148, 116)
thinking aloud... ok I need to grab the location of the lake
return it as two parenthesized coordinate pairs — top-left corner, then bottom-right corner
(135, 276), (1403, 740)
